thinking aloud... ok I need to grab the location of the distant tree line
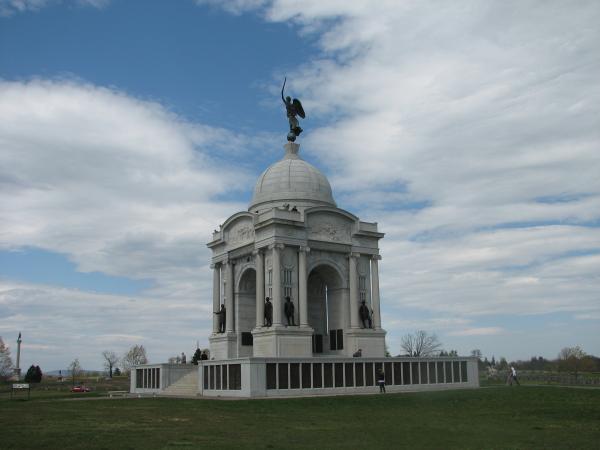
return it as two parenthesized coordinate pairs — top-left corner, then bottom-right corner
(472, 345), (600, 378)
(395, 332), (598, 380)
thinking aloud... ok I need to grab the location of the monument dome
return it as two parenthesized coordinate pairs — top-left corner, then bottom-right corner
(249, 143), (336, 213)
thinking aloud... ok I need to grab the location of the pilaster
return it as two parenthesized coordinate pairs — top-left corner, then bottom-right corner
(348, 252), (360, 329)
(298, 246), (310, 327)
(211, 263), (221, 334)
(269, 243), (285, 326)
(225, 260), (234, 332)
(371, 255), (382, 330)
(254, 249), (265, 328)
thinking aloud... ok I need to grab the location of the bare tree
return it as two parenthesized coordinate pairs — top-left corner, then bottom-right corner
(122, 345), (148, 373)
(558, 346), (587, 379)
(102, 351), (119, 378)
(0, 337), (14, 380)
(400, 330), (442, 357)
(68, 358), (82, 386)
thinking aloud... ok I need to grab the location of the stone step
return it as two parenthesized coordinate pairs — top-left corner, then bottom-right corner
(162, 370), (198, 396)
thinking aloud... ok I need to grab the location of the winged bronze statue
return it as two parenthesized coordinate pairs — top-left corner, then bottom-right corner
(281, 77), (305, 142)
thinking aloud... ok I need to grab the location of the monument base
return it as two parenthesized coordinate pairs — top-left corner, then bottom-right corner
(11, 368), (21, 381)
(130, 356), (480, 398)
(209, 332), (238, 359)
(345, 329), (387, 357)
(252, 325), (314, 357)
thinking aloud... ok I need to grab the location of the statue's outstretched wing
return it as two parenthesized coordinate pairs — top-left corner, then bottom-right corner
(293, 98), (306, 118)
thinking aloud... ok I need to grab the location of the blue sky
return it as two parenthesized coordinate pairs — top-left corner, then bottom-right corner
(1, 0), (599, 371)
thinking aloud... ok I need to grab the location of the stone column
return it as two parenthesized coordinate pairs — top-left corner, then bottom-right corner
(348, 252), (360, 329)
(15, 333), (22, 380)
(270, 243), (284, 326)
(254, 249), (265, 328)
(298, 246), (310, 327)
(371, 255), (382, 329)
(225, 260), (234, 332)
(211, 263), (221, 333)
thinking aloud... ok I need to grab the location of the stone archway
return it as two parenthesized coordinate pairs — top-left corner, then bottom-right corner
(236, 268), (256, 336)
(307, 264), (346, 355)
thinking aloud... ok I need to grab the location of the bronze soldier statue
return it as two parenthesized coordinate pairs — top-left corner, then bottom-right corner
(264, 297), (273, 327)
(359, 300), (372, 329)
(214, 304), (226, 333)
(281, 77), (305, 142)
(284, 296), (295, 326)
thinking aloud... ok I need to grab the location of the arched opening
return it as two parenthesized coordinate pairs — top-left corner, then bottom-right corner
(236, 268), (256, 356)
(307, 264), (346, 355)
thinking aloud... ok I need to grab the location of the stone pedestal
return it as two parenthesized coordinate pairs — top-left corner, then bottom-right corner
(344, 329), (387, 357)
(11, 368), (21, 381)
(208, 332), (238, 360)
(251, 326), (314, 357)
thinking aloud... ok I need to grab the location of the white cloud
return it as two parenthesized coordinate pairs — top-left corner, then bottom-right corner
(0, 79), (252, 281)
(0, 0), (109, 16)
(2, 1), (600, 365)
(205, 1), (600, 357)
(448, 327), (504, 337)
(0, 281), (212, 370)
(195, 0), (265, 16)
(573, 312), (600, 321)
(0, 79), (258, 368)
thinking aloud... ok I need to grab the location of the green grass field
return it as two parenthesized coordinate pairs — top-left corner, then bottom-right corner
(1, 386), (599, 449)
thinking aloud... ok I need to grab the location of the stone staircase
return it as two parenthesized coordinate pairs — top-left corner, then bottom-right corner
(162, 370), (198, 397)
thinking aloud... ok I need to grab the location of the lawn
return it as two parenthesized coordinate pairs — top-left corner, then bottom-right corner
(1, 386), (599, 449)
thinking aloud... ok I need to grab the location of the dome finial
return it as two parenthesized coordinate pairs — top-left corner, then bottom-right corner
(283, 142), (300, 160)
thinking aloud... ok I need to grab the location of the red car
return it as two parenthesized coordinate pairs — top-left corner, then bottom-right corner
(71, 385), (91, 393)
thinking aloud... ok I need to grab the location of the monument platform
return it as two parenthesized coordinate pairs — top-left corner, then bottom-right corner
(131, 356), (479, 398)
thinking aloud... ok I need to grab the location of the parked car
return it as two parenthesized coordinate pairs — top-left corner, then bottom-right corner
(71, 385), (91, 393)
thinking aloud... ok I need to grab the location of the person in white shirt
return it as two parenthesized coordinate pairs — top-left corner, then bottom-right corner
(511, 366), (520, 385)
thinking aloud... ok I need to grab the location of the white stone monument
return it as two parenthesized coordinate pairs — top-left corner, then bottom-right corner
(130, 141), (480, 398)
(12, 332), (22, 381)
(207, 142), (387, 360)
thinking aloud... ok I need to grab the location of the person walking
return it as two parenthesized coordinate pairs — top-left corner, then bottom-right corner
(511, 366), (520, 385)
(377, 368), (386, 393)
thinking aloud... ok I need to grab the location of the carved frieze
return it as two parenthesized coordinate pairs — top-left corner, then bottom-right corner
(225, 218), (255, 248)
(307, 212), (352, 243)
